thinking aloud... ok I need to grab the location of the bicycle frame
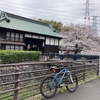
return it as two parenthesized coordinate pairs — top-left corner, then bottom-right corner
(53, 67), (69, 87)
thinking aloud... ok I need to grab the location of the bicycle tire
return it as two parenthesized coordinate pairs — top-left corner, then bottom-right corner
(40, 76), (57, 98)
(66, 74), (78, 92)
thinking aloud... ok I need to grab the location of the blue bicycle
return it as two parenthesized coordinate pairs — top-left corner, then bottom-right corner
(40, 63), (78, 98)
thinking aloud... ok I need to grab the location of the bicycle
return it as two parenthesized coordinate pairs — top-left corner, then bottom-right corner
(40, 63), (78, 98)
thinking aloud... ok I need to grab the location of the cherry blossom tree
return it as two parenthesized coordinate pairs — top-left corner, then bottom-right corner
(60, 23), (100, 55)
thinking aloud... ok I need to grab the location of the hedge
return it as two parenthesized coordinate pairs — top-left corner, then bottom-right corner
(0, 50), (41, 64)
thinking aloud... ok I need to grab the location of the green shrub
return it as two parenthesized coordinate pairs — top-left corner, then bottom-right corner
(0, 50), (41, 64)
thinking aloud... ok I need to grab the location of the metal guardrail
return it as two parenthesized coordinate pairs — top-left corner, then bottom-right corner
(0, 59), (99, 100)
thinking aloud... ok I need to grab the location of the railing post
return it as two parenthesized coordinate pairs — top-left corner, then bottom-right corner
(97, 59), (100, 76)
(97, 55), (100, 76)
(14, 65), (20, 100)
(83, 61), (85, 81)
(99, 56), (100, 76)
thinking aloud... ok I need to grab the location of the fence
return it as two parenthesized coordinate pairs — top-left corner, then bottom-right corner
(50, 53), (99, 60)
(0, 59), (99, 100)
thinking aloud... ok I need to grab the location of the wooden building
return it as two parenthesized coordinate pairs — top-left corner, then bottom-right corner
(0, 11), (62, 53)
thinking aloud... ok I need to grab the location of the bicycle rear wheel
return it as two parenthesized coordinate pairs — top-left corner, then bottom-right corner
(40, 76), (57, 98)
(66, 74), (78, 92)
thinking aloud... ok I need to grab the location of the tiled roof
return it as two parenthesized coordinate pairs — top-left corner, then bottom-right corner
(0, 12), (62, 38)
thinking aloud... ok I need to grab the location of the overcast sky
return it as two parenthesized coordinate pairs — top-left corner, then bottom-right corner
(0, 0), (100, 32)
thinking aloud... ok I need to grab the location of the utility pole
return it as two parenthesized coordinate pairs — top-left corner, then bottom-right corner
(84, 0), (90, 25)
(92, 16), (97, 32)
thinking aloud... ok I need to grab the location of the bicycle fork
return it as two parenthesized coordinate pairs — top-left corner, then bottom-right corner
(68, 71), (74, 83)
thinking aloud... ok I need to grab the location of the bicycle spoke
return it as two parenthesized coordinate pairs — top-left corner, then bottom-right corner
(40, 76), (57, 98)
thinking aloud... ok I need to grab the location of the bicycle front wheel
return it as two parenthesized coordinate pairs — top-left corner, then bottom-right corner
(66, 74), (78, 92)
(40, 76), (57, 98)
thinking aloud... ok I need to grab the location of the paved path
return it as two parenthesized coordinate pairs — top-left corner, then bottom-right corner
(44, 78), (100, 100)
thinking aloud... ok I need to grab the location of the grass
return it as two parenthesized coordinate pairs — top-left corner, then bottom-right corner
(0, 93), (13, 100)
(57, 87), (66, 93)
(0, 86), (38, 100)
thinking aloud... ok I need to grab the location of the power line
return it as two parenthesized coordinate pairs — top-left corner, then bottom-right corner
(0, 1), (99, 18)
(0, 7), (86, 22)
(0, 1), (84, 12)
(0, 7), (84, 18)
(1, 0), (100, 11)
(92, 4), (100, 5)
(0, 9), (86, 24)
(0, 0), (99, 16)
(1, 0), (84, 6)
(0, 3), (85, 18)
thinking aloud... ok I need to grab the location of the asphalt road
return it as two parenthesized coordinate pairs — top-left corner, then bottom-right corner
(44, 78), (100, 100)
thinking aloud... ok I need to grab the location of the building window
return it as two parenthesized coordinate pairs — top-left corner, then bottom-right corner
(6, 32), (23, 42)
(11, 32), (14, 41)
(6, 32), (10, 40)
(7, 32), (10, 36)
(25, 34), (31, 38)
(19, 46), (23, 50)
(39, 36), (45, 40)
(50, 38), (54, 45)
(15, 33), (19, 41)
(19, 34), (23, 42)
(15, 46), (19, 50)
(6, 45), (10, 50)
(32, 35), (38, 39)
(55, 39), (58, 46)
(43, 41), (44, 47)
(6, 45), (23, 50)
(46, 37), (50, 45)
(11, 45), (14, 50)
